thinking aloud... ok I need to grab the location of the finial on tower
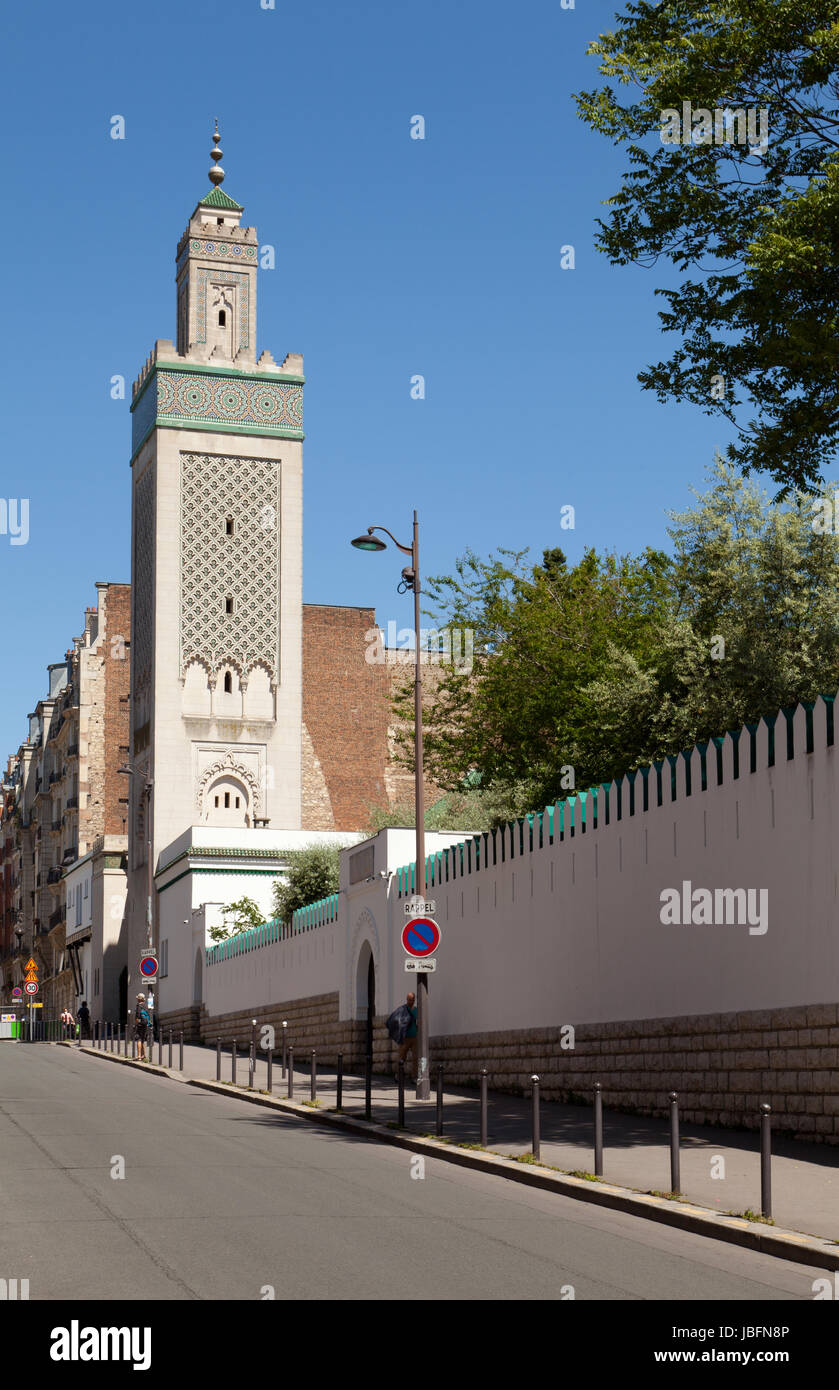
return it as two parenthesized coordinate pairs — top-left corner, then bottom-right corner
(209, 120), (224, 187)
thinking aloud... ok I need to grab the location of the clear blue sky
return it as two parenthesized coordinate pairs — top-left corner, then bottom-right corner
(0, 0), (744, 757)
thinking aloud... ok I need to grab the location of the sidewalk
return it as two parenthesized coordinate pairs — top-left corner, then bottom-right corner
(84, 1036), (839, 1246)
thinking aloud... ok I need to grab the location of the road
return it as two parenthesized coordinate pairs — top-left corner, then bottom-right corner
(0, 1044), (819, 1301)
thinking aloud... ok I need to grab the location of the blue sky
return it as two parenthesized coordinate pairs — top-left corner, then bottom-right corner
(0, 0), (745, 755)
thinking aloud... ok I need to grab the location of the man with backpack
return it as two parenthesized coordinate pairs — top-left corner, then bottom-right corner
(386, 992), (418, 1082)
(133, 993), (150, 1062)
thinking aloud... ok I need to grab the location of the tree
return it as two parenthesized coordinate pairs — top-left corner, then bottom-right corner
(401, 543), (674, 809)
(271, 845), (341, 923)
(209, 896), (264, 944)
(575, 0), (839, 492)
(580, 457), (839, 772)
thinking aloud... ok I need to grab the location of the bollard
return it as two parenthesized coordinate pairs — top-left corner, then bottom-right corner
(94, 1020), (98, 1049)
(480, 1068), (488, 1146)
(364, 1052), (372, 1120)
(310, 1050), (317, 1102)
(232, 1040), (237, 1085)
(107, 1022), (112, 1052)
(436, 1063), (444, 1137)
(397, 1059), (405, 1128)
(179, 1030), (184, 1072)
(288, 1045), (294, 1099)
(216, 1038), (221, 1081)
(123, 1025), (128, 1057)
(168, 1029), (172, 1068)
(336, 1051), (343, 1110)
(157, 1030), (162, 1067)
(250, 1020), (256, 1090)
(267, 1048), (273, 1093)
(760, 1103), (772, 1219)
(594, 1083), (604, 1177)
(282, 1021), (288, 1078)
(531, 1075), (541, 1160)
(669, 1092), (681, 1194)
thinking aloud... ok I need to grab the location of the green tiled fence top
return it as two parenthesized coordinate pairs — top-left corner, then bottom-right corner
(205, 892), (339, 966)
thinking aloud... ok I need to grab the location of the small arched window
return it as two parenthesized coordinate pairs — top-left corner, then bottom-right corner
(225, 517), (234, 537)
(218, 310), (226, 326)
(223, 672), (232, 694)
(225, 597), (233, 615)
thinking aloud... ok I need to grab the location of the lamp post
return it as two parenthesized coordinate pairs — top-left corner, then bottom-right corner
(351, 511), (430, 1099)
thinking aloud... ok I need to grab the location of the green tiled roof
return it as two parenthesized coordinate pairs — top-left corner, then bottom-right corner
(198, 187), (243, 211)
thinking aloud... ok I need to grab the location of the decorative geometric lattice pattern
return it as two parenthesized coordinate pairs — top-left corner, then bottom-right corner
(133, 464), (155, 690)
(194, 268), (250, 349)
(180, 451), (280, 683)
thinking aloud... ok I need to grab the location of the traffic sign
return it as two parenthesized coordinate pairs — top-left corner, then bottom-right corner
(24, 982), (38, 996)
(139, 954), (158, 979)
(25, 959), (37, 971)
(30, 1002), (43, 1008)
(1, 1013), (16, 1022)
(402, 917), (441, 957)
(405, 957), (437, 973)
(24, 972), (38, 984)
(11, 987), (22, 998)
(404, 897), (436, 917)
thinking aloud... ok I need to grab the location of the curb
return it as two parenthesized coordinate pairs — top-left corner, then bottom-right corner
(65, 1043), (839, 1271)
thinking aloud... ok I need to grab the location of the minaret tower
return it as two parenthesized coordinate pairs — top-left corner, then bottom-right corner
(127, 127), (304, 984)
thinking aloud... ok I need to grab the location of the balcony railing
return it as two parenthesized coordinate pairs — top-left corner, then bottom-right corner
(65, 796), (78, 811)
(48, 772), (60, 786)
(67, 744), (79, 759)
(48, 907), (65, 930)
(51, 821), (61, 833)
(47, 867), (62, 885)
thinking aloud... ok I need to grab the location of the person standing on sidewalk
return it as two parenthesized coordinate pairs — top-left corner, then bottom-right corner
(133, 993), (150, 1062)
(77, 1000), (91, 1040)
(60, 1007), (75, 1040)
(399, 992), (418, 1082)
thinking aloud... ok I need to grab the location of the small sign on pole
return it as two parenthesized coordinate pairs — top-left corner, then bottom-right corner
(405, 958), (437, 973)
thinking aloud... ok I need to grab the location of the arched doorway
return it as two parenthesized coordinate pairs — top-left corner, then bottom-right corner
(355, 941), (375, 1060)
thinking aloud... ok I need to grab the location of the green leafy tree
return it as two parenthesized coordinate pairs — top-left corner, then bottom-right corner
(271, 845), (341, 923)
(581, 457), (839, 770)
(575, 0), (839, 491)
(399, 543), (674, 809)
(209, 896), (265, 944)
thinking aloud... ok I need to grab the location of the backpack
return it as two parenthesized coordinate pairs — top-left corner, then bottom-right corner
(386, 1005), (411, 1043)
(138, 1008), (150, 1027)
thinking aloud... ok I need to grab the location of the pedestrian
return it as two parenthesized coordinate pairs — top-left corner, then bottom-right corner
(133, 993), (150, 1062)
(77, 1000), (91, 1040)
(60, 1007), (75, 1040)
(386, 992), (418, 1082)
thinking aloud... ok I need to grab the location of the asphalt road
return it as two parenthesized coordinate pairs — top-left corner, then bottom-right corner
(0, 1044), (820, 1301)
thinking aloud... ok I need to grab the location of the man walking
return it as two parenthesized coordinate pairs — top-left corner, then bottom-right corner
(133, 993), (150, 1062)
(399, 992), (418, 1082)
(60, 1007), (75, 1040)
(77, 1000), (91, 1040)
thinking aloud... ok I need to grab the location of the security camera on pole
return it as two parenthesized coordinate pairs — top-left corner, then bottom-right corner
(351, 511), (432, 1099)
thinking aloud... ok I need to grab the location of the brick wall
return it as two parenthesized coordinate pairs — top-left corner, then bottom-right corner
(432, 1003), (839, 1145)
(191, 990), (392, 1071)
(301, 606), (391, 831)
(102, 585), (132, 836)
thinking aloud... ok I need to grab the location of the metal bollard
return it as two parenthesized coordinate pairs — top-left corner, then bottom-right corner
(179, 1030), (184, 1072)
(364, 1052), (372, 1120)
(267, 1048), (272, 1093)
(123, 1025), (128, 1057)
(594, 1082), (604, 1177)
(232, 1039), (237, 1085)
(436, 1063), (444, 1137)
(157, 1030), (162, 1066)
(168, 1029), (172, 1068)
(287, 1045), (294, 1099)
(216, 1038), (221, 1081)
(94, 1020), (99, 1049)
(760, 1103), (772, 1219)
(282, 1021), (288, 1078)
(531, 1075), (541, 1160)
(107, 1022), (112, 1052)
(310, 1049), (317, 1102)
(480, 1068), (488, 1146)
(336, 1051), (343, 1110)
(397, 1059), (405, 1128)
(249, 1038), (255, 1090)
(669, 1092), (681, 1194)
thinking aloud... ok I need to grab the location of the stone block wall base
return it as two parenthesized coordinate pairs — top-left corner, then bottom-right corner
(159, 1004), (201, 1044)
(199, 992), (391, 1073)
(432, 1001), (839, 1145)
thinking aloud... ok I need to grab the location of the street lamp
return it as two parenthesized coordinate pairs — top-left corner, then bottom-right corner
(118, 765), (154, 950)
(351, 511), (430, 1100)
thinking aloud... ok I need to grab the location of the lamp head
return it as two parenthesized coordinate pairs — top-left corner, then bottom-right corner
(351, 530), (387, 552)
